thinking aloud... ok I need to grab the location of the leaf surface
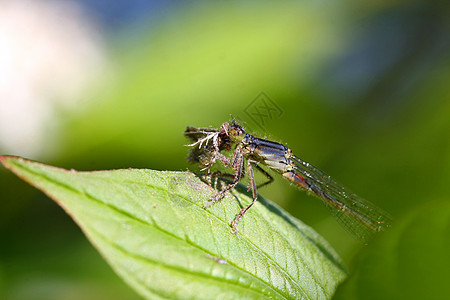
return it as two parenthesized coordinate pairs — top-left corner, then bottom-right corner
(1, 156), (346, 299)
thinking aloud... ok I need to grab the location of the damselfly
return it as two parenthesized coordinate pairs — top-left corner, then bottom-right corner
(185, 122), (392, 242)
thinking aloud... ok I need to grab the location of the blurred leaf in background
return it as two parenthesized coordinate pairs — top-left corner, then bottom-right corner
(335, 201), (450, 300)
(0, 0), (449, 299)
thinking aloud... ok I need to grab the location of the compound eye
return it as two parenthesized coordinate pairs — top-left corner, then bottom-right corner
(236, 126), (245, 136)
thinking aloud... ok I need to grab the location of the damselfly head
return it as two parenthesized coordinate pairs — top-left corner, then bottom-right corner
(221, 122), (246, 143)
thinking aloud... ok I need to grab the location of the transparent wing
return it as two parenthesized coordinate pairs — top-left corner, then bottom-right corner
(290, 155), (392, 243)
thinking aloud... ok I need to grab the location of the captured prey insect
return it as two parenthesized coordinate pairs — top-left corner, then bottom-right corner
(184, 122), (392, 242)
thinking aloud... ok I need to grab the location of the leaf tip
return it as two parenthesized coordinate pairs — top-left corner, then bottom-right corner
(0, 156), (38, 175)
(0, 155), (19, 168)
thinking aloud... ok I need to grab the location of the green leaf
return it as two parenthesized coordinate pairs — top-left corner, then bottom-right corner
(1, 156), (346, 299)
(334, 201), (450, 300)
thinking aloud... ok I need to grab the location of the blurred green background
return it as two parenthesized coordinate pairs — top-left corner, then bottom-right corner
(0, 0), (449, 299)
